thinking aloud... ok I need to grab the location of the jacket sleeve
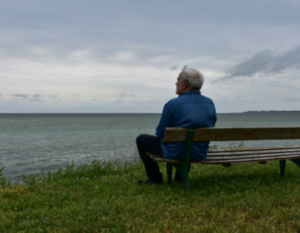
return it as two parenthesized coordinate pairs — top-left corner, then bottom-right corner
(155, 102), (173, 141)
(212, 104), (217, 127)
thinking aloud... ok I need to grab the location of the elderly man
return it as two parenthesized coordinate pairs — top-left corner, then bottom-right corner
(136, 66), (217, 184)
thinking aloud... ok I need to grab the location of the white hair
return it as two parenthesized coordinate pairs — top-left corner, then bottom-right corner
(180, 66), (204, 90)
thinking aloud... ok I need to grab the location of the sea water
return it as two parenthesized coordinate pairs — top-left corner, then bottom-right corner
(1, 113), (300, 182)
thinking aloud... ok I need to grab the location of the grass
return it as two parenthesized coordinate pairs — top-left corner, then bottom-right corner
(1, 158), (300, 232)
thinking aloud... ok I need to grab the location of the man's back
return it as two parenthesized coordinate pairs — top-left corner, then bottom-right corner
(156, 90), (216, 161)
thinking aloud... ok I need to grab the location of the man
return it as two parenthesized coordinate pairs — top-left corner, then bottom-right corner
(136, 66), (217, 184)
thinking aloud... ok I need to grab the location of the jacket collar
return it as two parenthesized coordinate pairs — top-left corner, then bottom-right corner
(179, 90), (201, 97)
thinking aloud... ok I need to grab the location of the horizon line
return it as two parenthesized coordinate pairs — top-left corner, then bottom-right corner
(1, 110), (300, 114)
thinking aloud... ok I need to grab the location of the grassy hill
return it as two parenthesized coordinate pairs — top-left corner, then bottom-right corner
(1, 159), (300, 232)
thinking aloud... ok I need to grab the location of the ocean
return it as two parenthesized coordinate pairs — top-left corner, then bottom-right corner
(1, 113), (300, 182)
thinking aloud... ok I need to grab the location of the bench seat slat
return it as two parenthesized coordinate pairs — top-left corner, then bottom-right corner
(207, 149), (300, 157)
(208, 146), (300, 153)
(147, 148), (300, 164)
(152, 155), (300, 164)
(147, 147), (300, 161)
(148, 152), (300, 161)
(206, 152), (300, 160)
(200, 155), (300, 164)
(149, 155), (162, 160)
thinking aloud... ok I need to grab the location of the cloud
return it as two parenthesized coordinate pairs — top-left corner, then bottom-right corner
(32, 94), (42, 98)
(267, 80), (277, 84)
(112, 99), (124, 104)
(1, 1), (300, 113)
(283, 96), (300, 102)
(118, 92), (134, 98)
(118, 92), (127, 98)
(13, 94), (30, 98)
(28, 98), (43, 102)
(169, 65), (177, 71)
(215, 46), (300, 82)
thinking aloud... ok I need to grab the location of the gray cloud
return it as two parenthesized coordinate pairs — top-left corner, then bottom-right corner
(283, 96), (300, 102)
(169, 65), (177, 71)
(118, 92), (134, 98)
(28, 98), (43, 102)
(215, 46), (300, 82)
(112, 99), (124, 104)
(1, 1), (300, 113)
(268, 80), (278, 84)
(32, 94), (42, 98)
(69, 94), (80, 97)
(3, 0), (298, 68)
(13, 94), (30, 98)
(118, 92), (127, 98)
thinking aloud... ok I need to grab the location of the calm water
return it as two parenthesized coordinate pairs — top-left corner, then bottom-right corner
(1, 113), (300, 182)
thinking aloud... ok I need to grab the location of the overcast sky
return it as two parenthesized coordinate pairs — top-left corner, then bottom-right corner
(1, 0), (300, 113)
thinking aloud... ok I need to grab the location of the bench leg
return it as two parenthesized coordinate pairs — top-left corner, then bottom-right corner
(165, 130), (193, 191)
(172, 162), (190, 191)
(183, 163), (189, 191)
(165, 162), (190, 190)
(279, 160), (286, 176)
(290, 159), (300, 168)
(167, 163), (172, 184)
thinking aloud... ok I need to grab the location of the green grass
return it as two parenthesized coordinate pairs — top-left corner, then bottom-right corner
(1, 159), (300, 232)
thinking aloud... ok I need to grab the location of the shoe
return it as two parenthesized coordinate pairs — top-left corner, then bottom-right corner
(138, 179), (152, 185)
(137, 179), (163, 185)
(174, 178), (183, 183)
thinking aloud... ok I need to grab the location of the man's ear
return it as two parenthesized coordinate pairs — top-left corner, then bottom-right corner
(183, 80), (188, 89)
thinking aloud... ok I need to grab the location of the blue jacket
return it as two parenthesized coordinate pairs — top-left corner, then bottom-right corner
(155, 90), (217, 161)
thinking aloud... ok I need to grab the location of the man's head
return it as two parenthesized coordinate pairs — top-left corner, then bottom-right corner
(175, 66), (204, 95)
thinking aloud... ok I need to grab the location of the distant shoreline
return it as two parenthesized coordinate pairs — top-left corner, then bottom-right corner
(0, 111), (300, 115)
(243, 111), (300, 114)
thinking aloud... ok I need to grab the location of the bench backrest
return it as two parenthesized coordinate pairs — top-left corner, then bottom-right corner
(163, 127), (300, 142)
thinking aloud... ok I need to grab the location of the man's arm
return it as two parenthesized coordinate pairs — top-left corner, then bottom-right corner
(212, 104), (217, 127)
(155, 102), (173, 141)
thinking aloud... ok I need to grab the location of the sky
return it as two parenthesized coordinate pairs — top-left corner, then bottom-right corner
(1, 0), (300, 113)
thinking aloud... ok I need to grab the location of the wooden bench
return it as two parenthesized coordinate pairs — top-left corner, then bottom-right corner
(147, 127), (300, 190)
